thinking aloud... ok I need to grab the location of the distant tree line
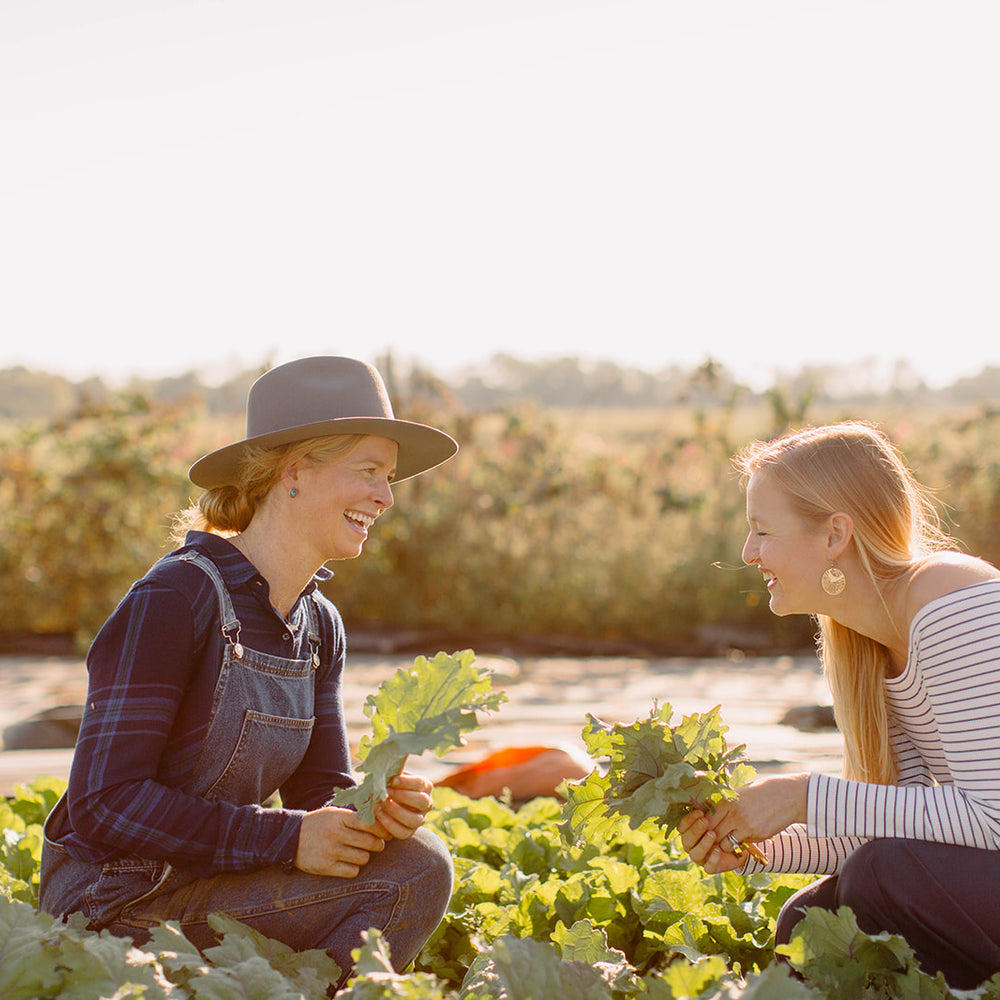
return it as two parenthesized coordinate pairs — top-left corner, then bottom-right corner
(5, 356), (1000, 654)
(3, 353), (1000, 422)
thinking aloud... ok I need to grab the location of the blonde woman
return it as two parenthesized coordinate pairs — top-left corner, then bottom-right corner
(679, 420), (1000, 988)
(40, 356), (459, 989)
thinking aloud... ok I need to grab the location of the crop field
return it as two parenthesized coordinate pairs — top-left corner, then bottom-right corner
(4, 388), (1000, 995)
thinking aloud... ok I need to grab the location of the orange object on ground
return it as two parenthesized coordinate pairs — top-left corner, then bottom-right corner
(435, 745), (592, 802)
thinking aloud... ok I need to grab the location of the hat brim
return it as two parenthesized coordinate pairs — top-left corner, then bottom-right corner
(188, 417), (458, 489)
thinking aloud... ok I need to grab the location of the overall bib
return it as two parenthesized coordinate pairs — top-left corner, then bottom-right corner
(40, 550), (452, 984)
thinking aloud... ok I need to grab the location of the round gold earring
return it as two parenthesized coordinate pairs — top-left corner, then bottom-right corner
(821, 565), (846, 596)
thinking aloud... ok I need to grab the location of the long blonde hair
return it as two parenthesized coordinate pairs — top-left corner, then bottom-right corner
(734, 421), (952, 783)
(171, 434), (367, 544)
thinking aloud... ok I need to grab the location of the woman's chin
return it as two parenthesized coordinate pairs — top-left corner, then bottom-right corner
(768, 595), (791, 617)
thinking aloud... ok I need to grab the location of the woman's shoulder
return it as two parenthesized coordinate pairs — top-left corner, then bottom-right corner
(905, 552), (1000, 625)
(139, 549), (221, 598)
(118, 548), (236, 636)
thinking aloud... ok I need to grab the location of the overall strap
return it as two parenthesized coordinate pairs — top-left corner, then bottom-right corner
(304, 592), (323, 668)
(171, 550), (245, 658)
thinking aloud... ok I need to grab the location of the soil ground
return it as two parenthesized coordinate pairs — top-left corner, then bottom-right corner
(0, 650), (843, 797)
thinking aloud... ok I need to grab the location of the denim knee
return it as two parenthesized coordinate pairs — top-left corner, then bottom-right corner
(398, 827), (454, 926)
(347, 826), (452, 976)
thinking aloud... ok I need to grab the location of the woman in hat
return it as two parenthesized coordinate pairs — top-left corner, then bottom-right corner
(677, 421), (1000, 988)
(39, 356), (459, 987)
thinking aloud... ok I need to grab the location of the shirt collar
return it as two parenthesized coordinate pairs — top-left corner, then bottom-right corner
(181, 530), (334, 596)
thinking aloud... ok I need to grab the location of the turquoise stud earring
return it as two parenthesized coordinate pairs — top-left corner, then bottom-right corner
(289, 487), (298, 498)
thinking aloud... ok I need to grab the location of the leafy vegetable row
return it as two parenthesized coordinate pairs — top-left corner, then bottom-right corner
(3, 650), (997, 997)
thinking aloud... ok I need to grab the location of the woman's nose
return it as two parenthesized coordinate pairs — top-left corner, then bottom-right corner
(741, 533), (757, 565)
(376, 479), (394, 510)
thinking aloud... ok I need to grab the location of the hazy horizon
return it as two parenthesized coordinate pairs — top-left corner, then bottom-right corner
(3, 2), (998, 393)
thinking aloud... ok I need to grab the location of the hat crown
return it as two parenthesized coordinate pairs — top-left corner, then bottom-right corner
(246, 356), (395, 438)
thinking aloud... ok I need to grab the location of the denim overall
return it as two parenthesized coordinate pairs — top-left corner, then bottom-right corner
(41, 550), (452, 984)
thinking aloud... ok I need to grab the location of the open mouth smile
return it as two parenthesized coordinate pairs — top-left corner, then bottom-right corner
(345, 509), (376, 531)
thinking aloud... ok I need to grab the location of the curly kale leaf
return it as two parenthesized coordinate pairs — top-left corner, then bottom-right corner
(562, 703), (756, 845)
(333, 649), (507, 823)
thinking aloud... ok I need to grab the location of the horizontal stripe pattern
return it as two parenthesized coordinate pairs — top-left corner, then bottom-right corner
(747, 580), (1000, 875)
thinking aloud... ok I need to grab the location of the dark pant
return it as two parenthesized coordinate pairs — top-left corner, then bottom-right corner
(775, 839), (1000, 990)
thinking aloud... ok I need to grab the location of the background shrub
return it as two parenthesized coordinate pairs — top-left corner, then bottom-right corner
(2, 382), (997, 654)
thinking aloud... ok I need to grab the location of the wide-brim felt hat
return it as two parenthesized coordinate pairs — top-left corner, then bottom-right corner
(188, 356), (458, 488)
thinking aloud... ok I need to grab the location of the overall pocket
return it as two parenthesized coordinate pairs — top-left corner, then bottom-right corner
(203, 709), (315, 804)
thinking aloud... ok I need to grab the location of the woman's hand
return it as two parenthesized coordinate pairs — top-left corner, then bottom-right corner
(677, 773), (810, 874)
(293, 771), (434, 876)
(678, 808), (748, 874)
(294, 806), (388, 877)
(711, 773), (809, 844)
(373, 770), (434, 841)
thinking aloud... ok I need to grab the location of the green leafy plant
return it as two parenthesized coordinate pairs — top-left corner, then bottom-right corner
(419, 786), (799, 989)
(8, 652), (1000, 995)
(345, 928), (453, 1000)
(332, 650), (507, 823)
(775, 905), (1000, 999)
(0, 776), (64, 906)
(6, 774), (1000, 998)
(0, 897), (445, 1000)
(560, 703), (759, 855)
(460, 933), (619, 1000)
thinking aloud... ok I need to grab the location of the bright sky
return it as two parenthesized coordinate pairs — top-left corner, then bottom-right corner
(2, 1), (997, 390)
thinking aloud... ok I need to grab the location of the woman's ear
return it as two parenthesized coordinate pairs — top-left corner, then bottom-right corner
(827, 512), (854, 559)
(280, 461), (304, 495)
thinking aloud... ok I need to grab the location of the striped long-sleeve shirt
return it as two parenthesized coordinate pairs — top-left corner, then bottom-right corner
(745, 579), (1000, 876)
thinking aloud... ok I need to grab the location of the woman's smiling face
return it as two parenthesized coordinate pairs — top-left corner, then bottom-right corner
(741, 470), (831, 616)
(293, 434), (398, 562)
